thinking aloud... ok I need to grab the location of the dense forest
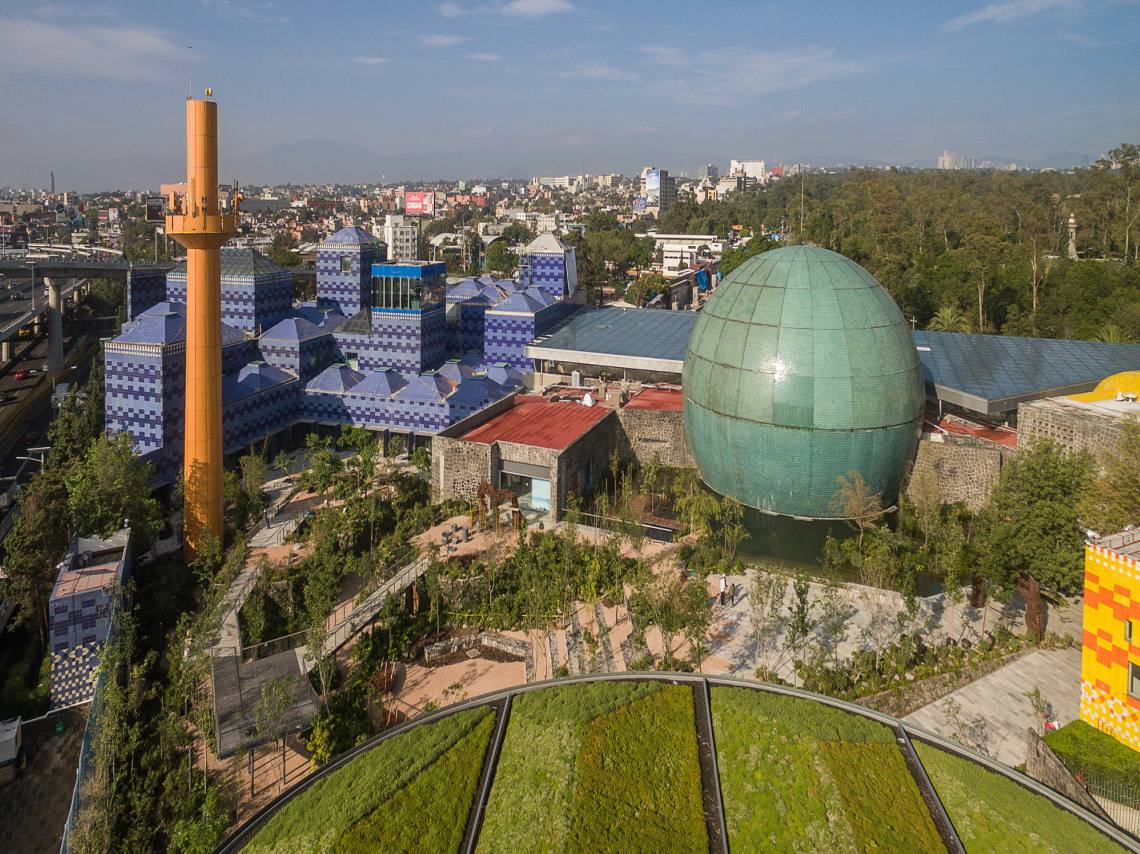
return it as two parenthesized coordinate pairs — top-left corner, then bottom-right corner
(577, 150), (1140, 342)
(663, 155), (1140, 341)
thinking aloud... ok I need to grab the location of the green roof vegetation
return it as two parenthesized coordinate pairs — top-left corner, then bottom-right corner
(1044, 719), (1140, 793)
(478, 681), (707, 853)
(244, 706), (493, 853)
(711, 687), (944, 852)
(915, 741), (1128, 854)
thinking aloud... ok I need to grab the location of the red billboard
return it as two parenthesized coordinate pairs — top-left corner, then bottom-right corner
(404, 191), (435, 216)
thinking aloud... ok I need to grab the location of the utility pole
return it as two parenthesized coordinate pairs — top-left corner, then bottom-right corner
(799, 166), (805, 240)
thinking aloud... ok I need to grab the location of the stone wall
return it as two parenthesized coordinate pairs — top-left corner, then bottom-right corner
(908, 438), (1006, 512)
(433, 435), (493, 502)
(1018, 399), (1125, 464)
(558, 410), (620, 513)
(1024, 729), (1112, 821)
(616, 407), (694, 469)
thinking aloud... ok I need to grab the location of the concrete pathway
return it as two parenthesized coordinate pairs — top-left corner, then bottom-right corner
(903, 646), (1082, 768)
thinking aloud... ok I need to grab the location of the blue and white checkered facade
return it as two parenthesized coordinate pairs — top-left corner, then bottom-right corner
(105, 232), (589, 469)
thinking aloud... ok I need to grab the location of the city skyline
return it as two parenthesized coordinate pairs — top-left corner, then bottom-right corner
(0, 0), (1138, 188)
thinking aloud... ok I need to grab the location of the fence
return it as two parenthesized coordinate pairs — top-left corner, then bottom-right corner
(1083, 774), (1140, 838)
(578, 511), (679, 543)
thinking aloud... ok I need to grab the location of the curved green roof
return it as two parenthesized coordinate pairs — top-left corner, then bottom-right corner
(221, 675), (1130, 854)
(683, 245), (924, 518)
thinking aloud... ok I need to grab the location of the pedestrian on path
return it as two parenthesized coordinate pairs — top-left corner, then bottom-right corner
(729, 582), (737, 606)
(719, 572), (728, 606)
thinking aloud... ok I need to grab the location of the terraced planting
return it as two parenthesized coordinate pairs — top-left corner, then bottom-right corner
(244, 706), (494, 854)
(915, 741), (1128, 854)
(478, 681), (708, 853)
(711, 687), (945, 853)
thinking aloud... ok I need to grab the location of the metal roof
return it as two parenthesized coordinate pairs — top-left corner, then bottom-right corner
(168, 246), (289, 278)
(912, 331), (1140, 415)
(525, 306), (698, 373)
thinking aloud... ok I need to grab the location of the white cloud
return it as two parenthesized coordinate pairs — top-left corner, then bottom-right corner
(638, 45), (685, 66)
(199, 0), (289, 25)
(500, 0), (573, 17)
(420, 33), (470, 47)
(438, 0), (573, 18)
(33, 4), (116, 18)
(570, 63), (634, 81)
(466, 52), (504, 62)
(942, 0), (1074, 32)
(350, 56), (389, 65)
(0, 17), (180, 80)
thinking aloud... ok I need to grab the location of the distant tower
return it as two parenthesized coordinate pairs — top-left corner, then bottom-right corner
(1067, 213), (1078, 261)
(165, 96), (238, 558)
(50, 171), (55, 196)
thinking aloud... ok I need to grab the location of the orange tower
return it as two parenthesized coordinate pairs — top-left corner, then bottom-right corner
(165, 97), (238, 557)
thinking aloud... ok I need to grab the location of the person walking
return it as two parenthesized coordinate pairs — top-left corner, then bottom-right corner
(719, 572), (728, 606)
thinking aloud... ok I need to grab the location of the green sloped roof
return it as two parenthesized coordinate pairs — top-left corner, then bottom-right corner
(682, 246), (924, 518)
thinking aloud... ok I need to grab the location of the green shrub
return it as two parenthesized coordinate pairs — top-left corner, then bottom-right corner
(246, 706), (493, 853)
(711, 687), (944, 852)
(1043, 719), (1140, 791)
(915, 741), (1128, 854)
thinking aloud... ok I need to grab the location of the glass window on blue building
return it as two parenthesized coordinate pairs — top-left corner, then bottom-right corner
(339, 255), (353, 273)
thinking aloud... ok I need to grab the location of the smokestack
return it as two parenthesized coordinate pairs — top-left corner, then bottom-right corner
(50, 171), (55, 196)
(166, 96), (237, 558)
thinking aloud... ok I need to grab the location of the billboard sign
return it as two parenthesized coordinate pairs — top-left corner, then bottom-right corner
(404, 191), (435, 216)
(145, 195), (164, 222)
(644, 169), (661, 205)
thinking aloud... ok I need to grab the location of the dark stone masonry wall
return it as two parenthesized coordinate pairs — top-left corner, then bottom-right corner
(433, 436), (493, 502)
(616, 407), (694, 469)
(907, 438), (1007, 512)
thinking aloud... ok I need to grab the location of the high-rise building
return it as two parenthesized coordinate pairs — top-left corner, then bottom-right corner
(382, 214), (419, 261)
(729, 159), (766, 182)
(702, 163), (719, 181)
(937, 150), (972, 170)
(640, 166), (677, 212)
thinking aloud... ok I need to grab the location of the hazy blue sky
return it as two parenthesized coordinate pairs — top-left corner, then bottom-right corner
(1, 0), (1138, 189)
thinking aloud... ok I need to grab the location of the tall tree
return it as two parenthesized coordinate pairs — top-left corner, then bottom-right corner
(65, 433), (163, 549)
(980, 440), (1095, 639)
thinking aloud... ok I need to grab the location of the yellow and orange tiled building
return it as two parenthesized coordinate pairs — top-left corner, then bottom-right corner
(1080, 530), (1140, 752)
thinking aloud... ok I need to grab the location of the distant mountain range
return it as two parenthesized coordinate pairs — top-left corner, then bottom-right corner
(57, 138), (1103, 191)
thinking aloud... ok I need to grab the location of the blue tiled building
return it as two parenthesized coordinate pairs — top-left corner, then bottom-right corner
(104, 229), (582, 481)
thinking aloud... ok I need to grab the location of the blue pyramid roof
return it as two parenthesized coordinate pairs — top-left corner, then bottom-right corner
(447, 277), (485, 300)
(320, 225), (378, 246)
(293, 304), (346, 327)
(437, 359), (477, 384)
(491, 292), (545, 314)
(352, 369), (407, 398)
(448, 375), (508, 408)
(523, 287), (555, 306)
(114, 302), (243, 347)
(395, 373), (451, 402)
(236, 362), (295, 392)
(261, 315), (329, 342)
(486, 363), (526, 388)
(306, 364), (365, 394)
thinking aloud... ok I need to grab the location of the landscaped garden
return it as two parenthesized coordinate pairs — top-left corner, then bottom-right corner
(914, 740), (1129, 854)
(711, 687), (945, 852)
(1044, 719), (1140, 794)
(244, 705), (494, 853)
(478, 680), (708, 853)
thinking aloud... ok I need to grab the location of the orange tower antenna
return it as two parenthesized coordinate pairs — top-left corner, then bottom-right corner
(166, 93), (237, 558)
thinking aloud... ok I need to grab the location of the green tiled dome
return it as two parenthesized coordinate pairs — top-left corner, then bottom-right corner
(682, 246), (924, 518)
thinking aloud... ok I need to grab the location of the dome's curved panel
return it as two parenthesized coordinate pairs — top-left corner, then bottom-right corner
(682, 245), (924, 518)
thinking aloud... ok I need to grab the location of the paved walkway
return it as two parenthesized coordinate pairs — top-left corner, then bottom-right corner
(903, 646), (1082, 767)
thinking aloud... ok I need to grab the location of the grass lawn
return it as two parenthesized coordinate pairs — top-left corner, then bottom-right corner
(711, 688), (945, 853)
(478, 680), (707, 853)
(915, 741), (1129, 854)
(1044, 719), (1140, 791)
(245, 705), (494, 854)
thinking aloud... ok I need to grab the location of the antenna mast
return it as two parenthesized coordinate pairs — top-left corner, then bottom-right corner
(188, 45), (193, 99)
